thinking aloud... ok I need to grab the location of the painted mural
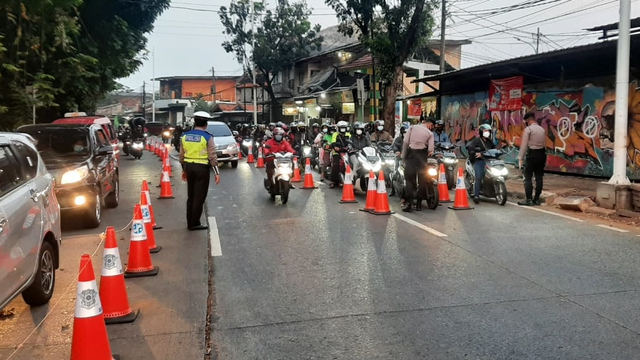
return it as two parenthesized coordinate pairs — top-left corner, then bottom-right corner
(441, 81), (640, 179)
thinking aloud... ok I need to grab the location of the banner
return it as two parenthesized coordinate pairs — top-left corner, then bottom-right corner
(489, 76), (523, 111)
(407, 99), (422, 119)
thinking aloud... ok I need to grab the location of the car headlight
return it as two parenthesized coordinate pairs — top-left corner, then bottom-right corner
(227, 143), (238, 150)
(61, 165), (89, 185)
(489, 168), (502, 177)
(427, 167), (438, 176)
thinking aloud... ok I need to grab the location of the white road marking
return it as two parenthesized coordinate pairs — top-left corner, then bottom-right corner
(597, 224), (629, 233)
(506, 202), (584, 222)
(392, 213), (448, 237)
(208, 217), (223, 256)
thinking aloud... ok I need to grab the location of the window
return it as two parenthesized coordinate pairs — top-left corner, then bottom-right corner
(95, 129), (109, 147)
(11, 140), (39, 180)
(205, 123), (232, 137)
(0, 146), (24, 197)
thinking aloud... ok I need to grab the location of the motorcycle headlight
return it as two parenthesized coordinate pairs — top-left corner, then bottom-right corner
(372, 161), (382, 172)
(501, 168), (509, 176)
(427, 167), (438, 177)
(444, 158), (457, 164)
(490, 168), (503, 177)
(242, 140), (252, 146)
(61, 165), (89, 185)
(163, 131), (170, 137)
(132, 142), (144, 149)
(303, 147), (311, 155)
(385, 159), (395, 165)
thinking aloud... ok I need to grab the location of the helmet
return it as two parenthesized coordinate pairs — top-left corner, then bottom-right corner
(479, 123), (492, 132)
(269, 122), (276, 128)
(352, 122), (365, 130)
(259, 124), (265, 129)
(337, 121), (349, 133)
(193, 111), (212, 119)
(297, 122), (307, 129)
(435, 120), (444, 126)
(400, 122), (410, 135)
(374, 119), (384, 127)
(282, 125), (289, 132)
(276, 121), (284, 128)
(328, 124), (337, 133)
(273, 127), (285, 142)
(242, 123), (249, 128)
(236, 124), (242, 130)
(312, 123), (319, 128)
(290, 121), (297, 128)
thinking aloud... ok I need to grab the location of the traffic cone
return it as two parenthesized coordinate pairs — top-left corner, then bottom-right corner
(141, 181), (162, 230)
(372, 171), (394, 215)
(149, 140), (154, 153)
(359, 170), (377, 212)
(291, 157), (302, 182)
(155, 141), (161, 157)
(338, 164), (357, 203)
(437, 163), (453, 203)
(448, 167), (474, 210)
(302, 158), (317, 189)
(124, 204), (159, 278)
(146, 140), (151, 151)
(140, 196), (162, 253)
(237, 143), (243, 159)
(256, 146), (265, 168)
(99, 227), (139, 325)
(163, 149), (173, 177)
(70, 254), (119, 360)
(157, 166), (175, 199)
(247, 145), (255, 163)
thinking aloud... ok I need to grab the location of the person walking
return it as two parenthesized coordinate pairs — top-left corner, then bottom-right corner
(518, 112), (547, 206)
(401, 115), (434, 212)
(179, 111), (220, 231)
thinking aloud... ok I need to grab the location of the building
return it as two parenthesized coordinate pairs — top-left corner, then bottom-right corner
(156, 75), (241, 102)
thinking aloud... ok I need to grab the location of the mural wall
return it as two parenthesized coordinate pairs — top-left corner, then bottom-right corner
(441, 81), (640, 179)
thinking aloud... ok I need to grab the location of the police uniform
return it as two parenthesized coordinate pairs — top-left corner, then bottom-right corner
(179, 126), (219, 230)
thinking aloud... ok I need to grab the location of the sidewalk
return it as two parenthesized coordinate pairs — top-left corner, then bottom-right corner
(506, 171), (599, 203)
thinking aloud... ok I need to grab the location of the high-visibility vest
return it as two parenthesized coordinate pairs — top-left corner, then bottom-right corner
(181, 129), (212, 165)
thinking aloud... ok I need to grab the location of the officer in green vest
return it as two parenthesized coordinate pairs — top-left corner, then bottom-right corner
(179, 111), (220, 231)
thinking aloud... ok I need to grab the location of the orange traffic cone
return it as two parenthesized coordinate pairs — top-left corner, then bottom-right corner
(291, 157), (302, 182)
(157, 166), (175, 199)
(359, 170), (377, 212)
(146, 140), (151, 151)
(149, 140), (154, 153)
(140, 196), (162, 253)
(302, 158), (317, 189)
(448, 167), (474, 210)
(70, 254), (119, 360)
(124, 204), (159, 278)
(372, 171), (394, 215)
(256, 146), (265, 168)
(338, 164), (357, 203)
(141, 181), (161, 230)
(99, 227), (139, 325)
(247, 145), (255, 163)
(437, 163), (453, 203)
(163, 149), (173, 177)
(237, 143), (243, 159)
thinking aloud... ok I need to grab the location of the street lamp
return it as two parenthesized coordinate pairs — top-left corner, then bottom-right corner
(514, 37), (538, 54)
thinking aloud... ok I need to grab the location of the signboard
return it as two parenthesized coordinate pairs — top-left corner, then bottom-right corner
(342, 102), (355, 114)
(283, 103), (299, 116)
(489, 76), (523, 111)
(395, 101), (402, 121)
(341, 91), (354, 103)
(318, 94), (331, 105)
(304, 98), (317, 106)
(407, 99), (422, 119)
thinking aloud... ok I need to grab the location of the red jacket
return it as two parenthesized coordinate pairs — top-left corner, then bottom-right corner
(263, 138), (296, 161)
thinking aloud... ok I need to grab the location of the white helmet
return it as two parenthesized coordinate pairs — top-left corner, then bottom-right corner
(337, 120), (348, 128)
(193, 111), (212, 119)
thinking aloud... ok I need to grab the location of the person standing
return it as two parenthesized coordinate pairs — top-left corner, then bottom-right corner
(179, 111), (220, 231)
(518, 112), (547, 206)
(401, 116), (434, 212)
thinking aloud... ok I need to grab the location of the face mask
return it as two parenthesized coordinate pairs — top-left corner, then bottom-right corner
(356, 129), (363, 135)
(74, 145), (84, 152)
(339, 128), (346, 133)
(377, 126), (384, 131)
(482, 131), (490, 138)
(274, 135), (283, 141)
(322, 128), (328, 133)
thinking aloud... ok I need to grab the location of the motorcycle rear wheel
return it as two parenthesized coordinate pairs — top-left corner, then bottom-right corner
(426, 185), (439, 210)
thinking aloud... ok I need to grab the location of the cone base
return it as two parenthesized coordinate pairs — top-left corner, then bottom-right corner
(373, 210), (395, 215)
(359, 208), (374, 213)
(124, 266), (159, 278)
(448, 205), (474, 210)
(439, 200), (454, 204)
(149, 245), (162, 253)
(113, 355), (121, 360)
(157, 196), (175, 199)
(302, 185), (317, 189)
(105, 308), (140, 325)
(153, 225), (163, 230)
(338, 199), (358, 203)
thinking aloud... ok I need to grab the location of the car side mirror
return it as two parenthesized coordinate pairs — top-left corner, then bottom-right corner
(98, 145), (113, 156)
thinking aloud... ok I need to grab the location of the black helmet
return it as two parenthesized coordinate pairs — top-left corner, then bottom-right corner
(435, 119), (444, 126)
(353, 122), (365, 130)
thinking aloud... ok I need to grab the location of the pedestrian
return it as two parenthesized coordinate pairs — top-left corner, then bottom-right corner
(401, 115), (434, 212)
(179, 111), (220, 231)
(466, 123), (495, 204)
(517, 112), (547, 206)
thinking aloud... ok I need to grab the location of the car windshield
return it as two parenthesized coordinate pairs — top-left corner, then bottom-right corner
(206, 123), (232, 137)
(21, 128), (91, 161)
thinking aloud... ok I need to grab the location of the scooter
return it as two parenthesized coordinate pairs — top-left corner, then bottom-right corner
(434, 142), (458, 190)
(122, 138), (132, 156)
(299, 140), (318, 172)
(375, 141), (396, 190)
(464, 148), (509, 205)
(346, 145), (382, 192)
(263, 146), (294, 204)
(130, 138), (144, 159)
(162, 128), (173, 144)
(391, 156), (439, 210)
(240, 136), (254, 157)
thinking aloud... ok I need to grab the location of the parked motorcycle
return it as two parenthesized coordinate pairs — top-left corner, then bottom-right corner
(263, 146), (294, 204)
(464, 148), (508, 205)
(130, 139), (144, 159)
(434, 142), (458, 190)
(391, 157), (439, 210)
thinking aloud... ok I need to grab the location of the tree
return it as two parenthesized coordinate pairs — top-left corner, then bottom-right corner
(219, 0), (323, 120)
(325, 0), (438, 135)
(193, 96), (215, 113)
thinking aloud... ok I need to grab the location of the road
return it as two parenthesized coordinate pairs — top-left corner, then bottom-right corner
(2, 142), (640, 359)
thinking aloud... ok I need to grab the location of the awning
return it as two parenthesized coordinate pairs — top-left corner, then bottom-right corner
(299, 68), (335, 93)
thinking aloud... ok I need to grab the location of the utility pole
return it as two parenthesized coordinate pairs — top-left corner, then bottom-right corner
(439, 0), (446, 73)
(142, 82), (146, 119)
(211, 66), (216, 104)
(250, 0), (258, 126)
(152, 47), (156, 123)
(535, 28), (540, 54)
(609, 0), (632, 184)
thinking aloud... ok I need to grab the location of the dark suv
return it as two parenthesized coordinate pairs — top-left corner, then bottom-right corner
(17, 123), (119, 228)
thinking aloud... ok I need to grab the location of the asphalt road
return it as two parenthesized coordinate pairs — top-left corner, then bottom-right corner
(3, 144), (640, 360)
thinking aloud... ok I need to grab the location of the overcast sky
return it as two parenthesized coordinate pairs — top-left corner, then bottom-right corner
(120, 0), (640, 92)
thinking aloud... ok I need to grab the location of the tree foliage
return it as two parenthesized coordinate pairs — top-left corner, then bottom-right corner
(219, 0), (324, 119)
(325, 0), (438, 133)
(0, 0), (169, 130)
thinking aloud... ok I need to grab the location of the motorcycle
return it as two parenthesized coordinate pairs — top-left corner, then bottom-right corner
(434, 142), (459, 190)
(130, 139), (144, 159)
(122, 138), (132, 156)
(343, 145), (382, 192)
(263, 146), (294, 204)
(375, 141), (396, 190)
(162, 128), (174, 144)
(464, 148), (508, 206)
(299, 140), (318, 172)
(391, 156), (440, 210)
(240, 136), (254, 157)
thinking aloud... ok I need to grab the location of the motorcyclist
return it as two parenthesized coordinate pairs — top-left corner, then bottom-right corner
(254, 124), (266, 142)
(310, 123), (320, 139)
(370, 119), (393, 144)
(390, 122), (409, 198)
(295, 122), (309, 146)
(349, 122), (371, 175)
(314, 123), (331, 181)
(466, 123), (496, 204)
(172, 125), (184, 151)
(434, 120), (450, 144)
(263, 127), (296, 189)
(329, 120), (351, 188)
(265, 122), (276, 138)
(129, 117), (146, 140)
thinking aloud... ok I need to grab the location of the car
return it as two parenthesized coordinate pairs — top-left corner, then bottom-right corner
(17, 123), (119, 228)
(206, 121), (240, 168)
(0, 132), (61, 311)
(52, 112), (120, 158)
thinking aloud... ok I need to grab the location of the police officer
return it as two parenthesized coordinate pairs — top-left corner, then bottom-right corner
(401, 115), (435, 212)
(179, 111), (220, 231)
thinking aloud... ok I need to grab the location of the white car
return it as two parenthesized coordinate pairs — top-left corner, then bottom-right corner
(0, 132), (61, 310)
